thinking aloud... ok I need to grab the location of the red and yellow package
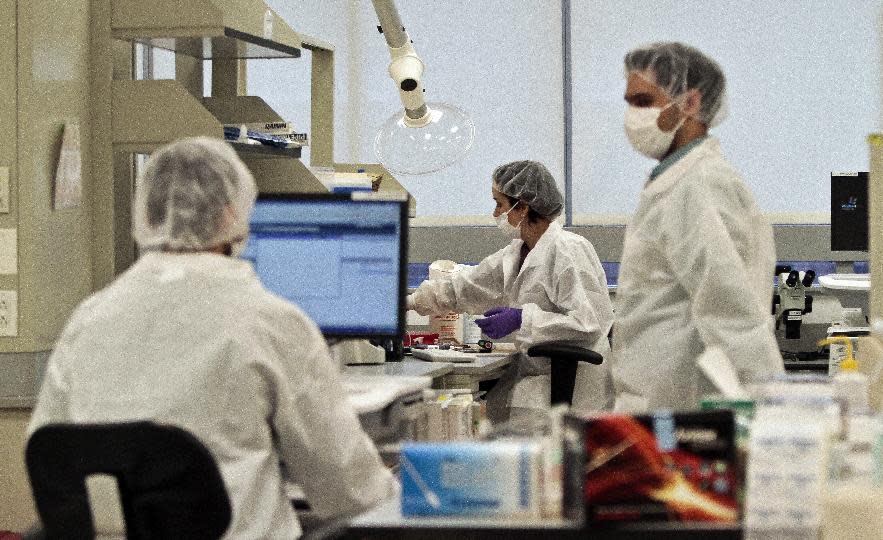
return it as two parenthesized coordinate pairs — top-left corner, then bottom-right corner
(563, 410), (739, 523)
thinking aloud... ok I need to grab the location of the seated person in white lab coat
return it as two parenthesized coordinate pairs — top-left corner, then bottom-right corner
(408, 161), (615, 422)
(27, 137), (397, 539)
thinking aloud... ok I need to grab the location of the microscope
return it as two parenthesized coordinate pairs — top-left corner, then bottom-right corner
(773, 266), (815, 340)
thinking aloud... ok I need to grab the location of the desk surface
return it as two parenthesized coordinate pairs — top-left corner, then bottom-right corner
(343, 358), (455, 379)
(445, 353), (511, 375)
(343, 354), (514, 379)
(784, 359), (829, 372)
(350, 499), (577, 531)
(337, 499), (742, 539)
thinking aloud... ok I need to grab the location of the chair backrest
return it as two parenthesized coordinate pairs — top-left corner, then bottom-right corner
(26, 421), (231, 540)
(526, 342), (603, 406)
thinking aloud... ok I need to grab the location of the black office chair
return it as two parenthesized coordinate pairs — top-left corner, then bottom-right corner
(527, 342), (603, 406)
(26, 421), (231, 540)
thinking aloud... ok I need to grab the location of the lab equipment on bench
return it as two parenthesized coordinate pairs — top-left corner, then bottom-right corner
(773, 267), (815, 340)
(819, 273), (870, 323)
(242, 193), (408, 341)
(825, 327), (870, 376)
(345, 375), (431, 444)
(331, 340), (387, 365)
(744, 403), (832, 538)
(831, 172), (868, 253)
(772, 266), (850, 361)
(411, 347), (475, 363)
(422, 260), (482, 346)
(820, 336), (871, 414)
(824, 171), (871, 328)
(417, 390), (483, 442)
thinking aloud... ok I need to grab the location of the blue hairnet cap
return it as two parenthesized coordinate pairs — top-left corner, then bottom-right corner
(624, 42), (728, 127)
(492, 160), (564, 218)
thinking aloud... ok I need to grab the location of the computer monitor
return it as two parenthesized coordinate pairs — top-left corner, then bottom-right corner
(242, 193), (408, 339)
(831, 171), (868, 252)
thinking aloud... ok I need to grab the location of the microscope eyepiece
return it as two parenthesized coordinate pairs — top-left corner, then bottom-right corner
(801, 270), (816, 288)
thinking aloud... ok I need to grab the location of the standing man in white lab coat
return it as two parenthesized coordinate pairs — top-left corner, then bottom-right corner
(611, 42), (784, 412)
(28, 137), (397, 539)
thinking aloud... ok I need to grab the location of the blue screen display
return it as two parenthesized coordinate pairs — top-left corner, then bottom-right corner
(243, 197), (404, 337)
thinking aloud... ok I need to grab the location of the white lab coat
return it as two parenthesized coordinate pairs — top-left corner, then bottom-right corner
(28, 252), (397, 540)
(611, 137), (784, 412)
(411, 222), (615, 418)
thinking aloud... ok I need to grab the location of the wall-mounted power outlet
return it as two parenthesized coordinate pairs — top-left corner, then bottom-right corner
(0, 290), (18, 336)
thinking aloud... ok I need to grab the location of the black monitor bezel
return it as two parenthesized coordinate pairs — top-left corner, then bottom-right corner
(830, 172), (869, 253)
(251, 192), (408, 340)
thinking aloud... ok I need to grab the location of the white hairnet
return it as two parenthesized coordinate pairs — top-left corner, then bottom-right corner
(624, 42), (727, 127)
(492, 160), (564, 218)
(133, 137), (257, 251)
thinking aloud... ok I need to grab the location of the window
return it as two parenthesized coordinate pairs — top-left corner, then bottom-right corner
(256, 1), (564, 221)
(570, 0), (879, 223)
(251, 2), (879, 224)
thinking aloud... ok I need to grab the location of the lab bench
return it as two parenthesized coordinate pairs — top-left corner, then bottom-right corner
(310, 499), (742, 540)
(343, 357), (456, 382)
(343, 354), (513, 392)
(340, 355), (512, 448)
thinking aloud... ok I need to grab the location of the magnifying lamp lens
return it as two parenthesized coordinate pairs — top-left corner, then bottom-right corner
(374, 102), (475, 176)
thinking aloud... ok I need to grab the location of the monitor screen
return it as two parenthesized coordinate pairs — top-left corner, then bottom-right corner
(831, 172), (868, 252)
(243, 194), (407, 338)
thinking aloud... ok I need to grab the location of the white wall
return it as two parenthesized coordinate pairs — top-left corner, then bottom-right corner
(570, 0), (880, 221)
(247, 2), (879, 222)
(258, 0), (565, 219)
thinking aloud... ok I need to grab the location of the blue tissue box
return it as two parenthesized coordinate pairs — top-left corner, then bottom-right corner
(400, 441), (542, 517)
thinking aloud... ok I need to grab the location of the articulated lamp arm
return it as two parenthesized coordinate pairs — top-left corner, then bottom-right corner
(371, 0), (430, 127)
(370, 0), (474, 175)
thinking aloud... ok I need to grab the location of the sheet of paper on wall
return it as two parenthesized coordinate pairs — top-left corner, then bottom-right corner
(0, 228), (17, 275)
(53, 123), (82, 210)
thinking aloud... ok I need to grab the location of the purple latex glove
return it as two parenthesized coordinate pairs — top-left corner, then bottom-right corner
(474, 307), (523, 339)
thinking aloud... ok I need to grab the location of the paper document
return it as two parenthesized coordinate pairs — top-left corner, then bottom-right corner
(53, 123), (82, 209)
(0, 228), (16, 275)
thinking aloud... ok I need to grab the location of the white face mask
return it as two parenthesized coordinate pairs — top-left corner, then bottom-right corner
(494, 202), (523, 238)
(624, 101), (685, 160)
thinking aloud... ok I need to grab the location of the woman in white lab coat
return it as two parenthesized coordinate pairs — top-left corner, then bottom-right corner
(408, 161), (614, 422)
(28, 138), (397, 539)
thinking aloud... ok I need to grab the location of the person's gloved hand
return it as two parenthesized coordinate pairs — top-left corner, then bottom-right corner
(474, 307), (522, 339)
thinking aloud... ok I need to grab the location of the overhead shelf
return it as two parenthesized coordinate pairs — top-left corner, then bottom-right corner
(112, 80), (218, 149)
(129, 33), (300, 60)
(334, 163), (417, 217)
(110, 2), (413, 204)
(232, 142), (301, 158)
(112, 0), (303, 59)
(112, 80), (302, 160)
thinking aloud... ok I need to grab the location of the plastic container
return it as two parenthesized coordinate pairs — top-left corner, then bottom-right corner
(427, 260), (466, 344)
(855, 334), (883, 413)
(821, 336), (871, 414)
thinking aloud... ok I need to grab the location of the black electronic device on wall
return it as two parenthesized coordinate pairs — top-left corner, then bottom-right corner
(830, 171), (868, 252)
